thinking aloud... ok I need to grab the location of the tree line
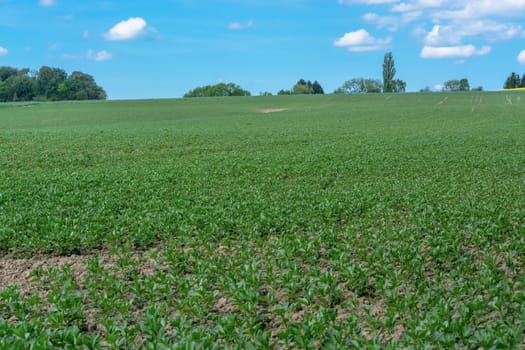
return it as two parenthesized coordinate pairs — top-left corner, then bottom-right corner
(333, 52), (406, 94)
(0, 66), (106, 102)
(504, 72), (525, 89)
(183, 82), (251, 98)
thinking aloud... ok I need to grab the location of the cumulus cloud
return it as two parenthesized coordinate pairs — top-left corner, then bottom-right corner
(420, 45), (491, 58)
(105, 17), (150, 41)
(39, 0), (57, 7)
(0, 46), (8, 56)
(518, 50), (525, 64)
(424, 22), (525, 46)
(228, 20), (256, 30)
(340, 0), (525, 60)
(334, 29), (391, 51)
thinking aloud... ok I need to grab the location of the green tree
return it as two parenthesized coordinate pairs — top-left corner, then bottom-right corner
(521, 75), (525, 88)
(0, 80), (7, 102)
(312, 81), (324, 94)
(392, 79), (406, 93)
(0, 66), (106, 102)
(63, 71), (107, 100)
(290, 79), (324, 95)
(0, 66), (20, 81)
(504, 72), (520, 89)
(5, 74), (37, 101)
(292, 79), (313, 94)
(337, 78), (382, 94)
(293, 83), (312, 94)
(184, 83), (251, 98)
(382, 52), (396, 93)
(36, 66), (67, 101)
(459, 78), (470, 91)
(444, 79), (470, 92)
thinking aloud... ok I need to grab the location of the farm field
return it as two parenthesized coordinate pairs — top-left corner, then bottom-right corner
(1, 92), (525, 348)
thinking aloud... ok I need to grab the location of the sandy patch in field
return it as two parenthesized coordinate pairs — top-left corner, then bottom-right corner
(257, 108), (289, 114)
(0, 254), (89, 294)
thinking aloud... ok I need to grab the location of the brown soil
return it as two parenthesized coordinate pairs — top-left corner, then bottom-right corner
(0, 253), (89, 294)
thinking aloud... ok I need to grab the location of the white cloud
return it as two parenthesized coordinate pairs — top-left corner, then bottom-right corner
(435, 0), (525, 20)
(362, 13), (399, 31)
(340, 0), (525, 60)
(62, 50), (113, 61)
(518, 50), (525, 64)
(87, 49), (113, 61)
(83, 30), (90, 39)
(39, 0), (57, 7)
(228, 20), (256, 30)
(338, 0), (398, 4)
(363, 11), (421, 31)
(423, 22), (525, 46)
(390, 0), (443, 12)
(0, 46), (8, 56)
(334, 29), (392, 51)
(105, 17), (149, 41)
(420, 44), (491, 58)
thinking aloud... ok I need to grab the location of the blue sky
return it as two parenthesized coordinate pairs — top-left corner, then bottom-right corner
(1, 0), (525, 99)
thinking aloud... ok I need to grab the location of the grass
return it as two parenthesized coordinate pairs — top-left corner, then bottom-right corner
(1, 92), (524, 348)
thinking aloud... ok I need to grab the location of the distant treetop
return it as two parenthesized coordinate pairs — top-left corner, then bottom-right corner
(184, 83), (251, 98)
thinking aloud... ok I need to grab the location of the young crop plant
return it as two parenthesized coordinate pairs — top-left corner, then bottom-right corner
(1, 93), (525, 348)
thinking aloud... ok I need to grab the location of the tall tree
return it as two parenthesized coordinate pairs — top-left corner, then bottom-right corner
(459, 78), (470, 91)
(504, 72), (520, 89)
(382, 52), (396, 93)
(312, 81), (324, 94)
(62, 71), (107, 100)
(292, 79), (313, 94)
(5, 74), (37, 101)
(36, 66), (67, 101)
(291, 79), (324, 95)
(0, 67), (20, 81)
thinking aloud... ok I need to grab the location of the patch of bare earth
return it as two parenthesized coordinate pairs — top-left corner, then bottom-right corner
(437, 96), (449, 105)
(257, 108), (289, 114)
(0, 254), (89, 294)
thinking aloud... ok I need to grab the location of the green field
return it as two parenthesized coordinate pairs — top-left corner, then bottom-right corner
(1, 93), (524, 348)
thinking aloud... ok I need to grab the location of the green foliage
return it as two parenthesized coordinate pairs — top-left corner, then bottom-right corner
(291, 79), (324, 95)
(1, 93), (525, 348)
(0, 66), (106, 102)
(184, 82), (251, 97)
(504, 72), (525, 89)
(36, 66), (68, 101)
(391, 79), (406, 93)
(444, 78), (471, 92)
(336, 78), (382, 93)
(382, 52), (396, 93)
